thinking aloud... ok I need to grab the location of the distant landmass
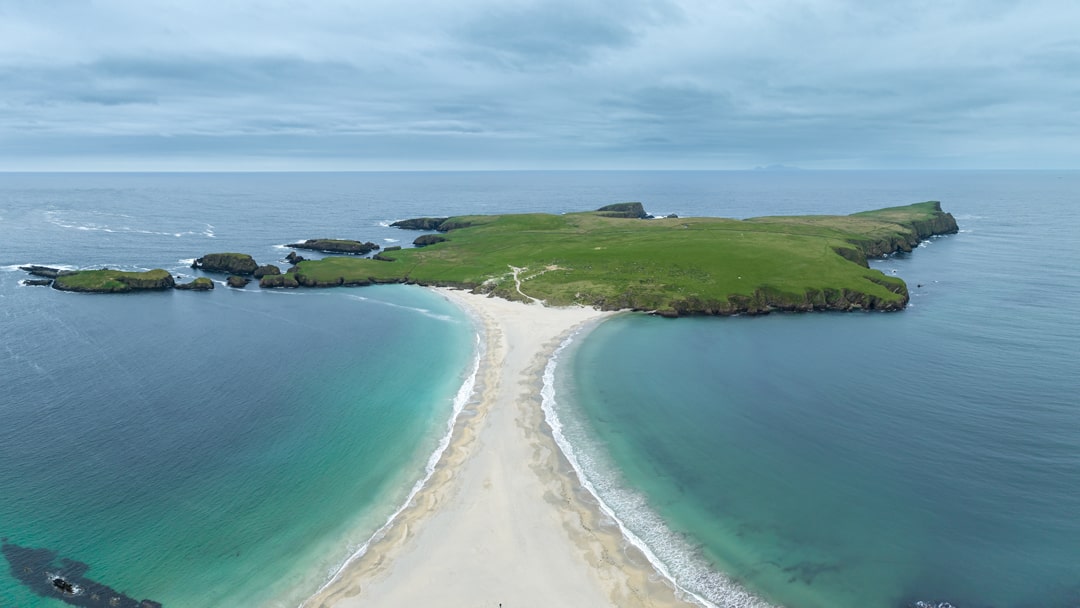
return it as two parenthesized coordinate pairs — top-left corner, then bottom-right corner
(20, 201), (957, 317)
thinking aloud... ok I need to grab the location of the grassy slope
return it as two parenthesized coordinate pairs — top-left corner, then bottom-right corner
(53, 269), (174, 293)
(293, 201), (954, 314)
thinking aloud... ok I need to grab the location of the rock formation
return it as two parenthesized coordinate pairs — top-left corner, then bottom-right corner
(191, 253), (258, 275)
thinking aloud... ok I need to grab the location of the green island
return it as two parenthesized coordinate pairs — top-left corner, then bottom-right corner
(51, 268), (175, 293)
(22, 201), (957, 315)
(279, 201), (956, 315)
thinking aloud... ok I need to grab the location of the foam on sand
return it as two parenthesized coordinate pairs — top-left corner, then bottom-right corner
(302, 290), (696, 608)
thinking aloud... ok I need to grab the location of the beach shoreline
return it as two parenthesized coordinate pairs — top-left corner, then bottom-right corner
(302, 288), (697, 608)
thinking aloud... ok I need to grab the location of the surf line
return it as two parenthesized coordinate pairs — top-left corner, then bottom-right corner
(300, 327), (483, 607)
(541, 326), (777, 608)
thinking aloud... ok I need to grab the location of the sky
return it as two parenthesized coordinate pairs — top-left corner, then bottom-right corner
(0, 0), (1077, 170)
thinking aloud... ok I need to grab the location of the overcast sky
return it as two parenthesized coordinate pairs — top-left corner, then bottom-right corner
(1, 0), (1077, 170)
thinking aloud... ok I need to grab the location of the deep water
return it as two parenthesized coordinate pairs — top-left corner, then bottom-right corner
(1, 170), (1077, 607)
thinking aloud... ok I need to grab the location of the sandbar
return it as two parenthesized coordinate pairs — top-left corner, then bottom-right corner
(303, 289), (697, 608)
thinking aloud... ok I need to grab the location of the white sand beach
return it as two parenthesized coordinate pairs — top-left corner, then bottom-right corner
(303, 289), (695, 608)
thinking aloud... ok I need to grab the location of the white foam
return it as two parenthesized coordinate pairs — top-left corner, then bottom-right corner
(377, 220), (398, 227)
(541, 329), (777, 608)
(303, 331), (483, 607)
(344, 294), (456, 322)
(383, 238), (400, 243)
(273, 244), (290, 250)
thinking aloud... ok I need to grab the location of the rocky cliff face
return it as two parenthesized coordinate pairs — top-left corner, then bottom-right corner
(285, 240), (380, 254)
(175, 277), (214, 290)
(390, 217), (449, 231)
(191, 253), (259, 275)
(595, 202), (649, 219)
(849, 203), (959, 259)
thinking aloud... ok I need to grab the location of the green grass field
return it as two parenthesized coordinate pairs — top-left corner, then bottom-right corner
(290, 201), (956, 315)
(52, 269), (175, 293)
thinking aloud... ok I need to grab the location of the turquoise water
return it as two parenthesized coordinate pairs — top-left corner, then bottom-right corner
(3, 171), (1078, 607)
(0, 282), (474, 606)
(557, 178), (1080, 607)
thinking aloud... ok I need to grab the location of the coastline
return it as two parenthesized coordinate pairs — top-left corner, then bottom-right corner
(302, 288), (697, 608)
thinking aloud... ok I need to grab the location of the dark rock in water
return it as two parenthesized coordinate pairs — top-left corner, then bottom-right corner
(285, 251), (306, 264)
(53, 576), (76, 594)
(19, 265), (73, 279)
(226, 275), (250, 288)
(191, 253), (259, 275)
(413, 234), (448, 247)
(253, 264), (281, 278)
(390, 217), (448, 231)
(666, 213), (679, 219)
(1, 539), (162, 608)
(175, 277), (214, 291)
(23, 279), (54, 286)
(286, 239), (380, 255)
(910, 601), (957, 608)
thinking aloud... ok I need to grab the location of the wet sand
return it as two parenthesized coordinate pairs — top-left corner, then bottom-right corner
(303, 289), (695, 608)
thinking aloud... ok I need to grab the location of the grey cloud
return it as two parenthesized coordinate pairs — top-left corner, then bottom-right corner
(1, 0), (1078, 169)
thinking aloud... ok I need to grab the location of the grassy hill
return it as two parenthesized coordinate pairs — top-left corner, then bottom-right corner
(285, 201), (957, 316)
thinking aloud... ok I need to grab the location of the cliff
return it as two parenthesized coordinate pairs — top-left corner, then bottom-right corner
(191, 253), (259, 275)
(285, 239), (380, 255)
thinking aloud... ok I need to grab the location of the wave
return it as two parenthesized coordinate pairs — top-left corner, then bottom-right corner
(541, 329), (777, 608)
(343, 294), (457, 323)
(302, 331), (483, 607)
(4, 263), (78, 272)
(377, 220), (399, 228)
(45, 211), (217, 239)
(383, 238), (400, 243)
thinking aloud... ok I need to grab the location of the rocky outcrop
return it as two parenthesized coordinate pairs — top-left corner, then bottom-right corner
(52, 269), (175, 293)
(848, 202), (959, 258)
(372, 246), (402, 261)
(191, 253), (258, 275)
(285, 251), (306, 264)
(286, 239), (380, 255)
(390, 217), (448, 231)
(259, 273), (300, 288)
(253, 264), (281, 278)
(226, 275), (250, 288)
(175, 277), (215, 291)
(596, 202), (649, 219)
(22, 279), (53, 286)
(19, 265), (73, 279)
(413, 234), (448, 247)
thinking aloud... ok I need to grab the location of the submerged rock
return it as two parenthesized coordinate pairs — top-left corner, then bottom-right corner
(226, 275), (250, 288)
(1, 539), (162, 608)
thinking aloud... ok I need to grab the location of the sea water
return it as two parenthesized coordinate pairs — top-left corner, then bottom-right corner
(2, 171), (1077, 607)
(552, 172), (1080, 607)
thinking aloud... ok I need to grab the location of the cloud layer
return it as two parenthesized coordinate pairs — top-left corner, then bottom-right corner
(1, 0), (1077, 169)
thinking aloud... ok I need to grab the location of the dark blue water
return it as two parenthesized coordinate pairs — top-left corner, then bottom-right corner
(2, 171), (1077, 607)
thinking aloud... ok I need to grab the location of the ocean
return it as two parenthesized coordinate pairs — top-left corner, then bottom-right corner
(1, 171), (1077, 607)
